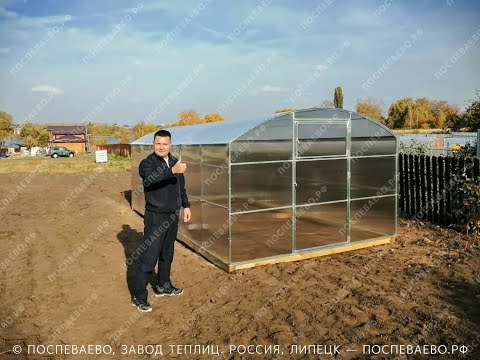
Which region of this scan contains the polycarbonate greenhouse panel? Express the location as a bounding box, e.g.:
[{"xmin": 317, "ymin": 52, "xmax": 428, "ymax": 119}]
[
  {"xmin": 133, "ymin": 117, "xmax": 264, "ymax": 145},
  {"xmin": 235, "ymin": 114, "xmax": 293, "ymax": 141},
  {"xmin": 296, "ymin": 122, "xmax": 346, "ymax": 139},
  {"xmin": 297, "ymin": 139, "xmax": 347, "ymax": 157},
  {"xmin": 202, "ymin": 144, "xmax": 228, "ymax": 167},
  {"xmin": 350, "ymin": 156, "xmax": 396, "ymax": 199},
  {"xmin": 231, "ymin": 162, "xmax": 292, "ymax": 212},
  {"xmin": 180, "ymin": 197, "xmax": 202, "ymax": 245},
  {"xmin": 350, "ymin": 117, "xmax": 397, "ymax": 156},
  {"xmin": 294, "ymin": 109, "xmax": 351, "ymax": 120},
  {"xmin": 202, "ymin": 164, "xmax": 228, "ymax": 207},
  {"xmin": 296, "ymin": 122, "xmax": 347, "ymax": 157},
  {"xmin": 231, "ymin": 140, "xmax": 292, "ymax": 163},
  {"xmin": 180, "ymin": 145, "xmax": 201, "ymax": 163},
  {"xmin": 131, "ymin": 145, "xmax": 151, "ymax": 215},
  {"xmin": 351, "ymin": 136, "xmax": 397, "ymax": 156},
  {"xmin": 131, "ymin": 145, "xmax": 142, "ymax": 205},
  {"xmin": 296, "ymin": 159, "xmax": 347, "ymax": 204},
  {"xmin": 231, "ymin": 208, "xmax": 292, "ymax": 263},
  {"xmin": 184, "ymin": 163, "xmax": 202, "ymax": 198},
  {"xmin": 350, "ymin": 117, "xmax": 393, "ymax": 138},
  {"xmin": 350, "ymin": 196, "xmax": 396, "ymax": 242},
  {"xmin": 295, "ymin": 202, "xmax": 347, "ymax": 250},
  {"xmin": 201, "ymin": 203, "xmax": 229, "ymax": 263},
  {"xmin": 232, "ymin": 114, "xmax": 293, "ymax": 163}
]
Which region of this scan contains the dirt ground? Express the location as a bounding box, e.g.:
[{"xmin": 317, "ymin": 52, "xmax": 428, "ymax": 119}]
[{"xmin": 1, "ymin": 172, "xmax": 479, "ymax": 360}]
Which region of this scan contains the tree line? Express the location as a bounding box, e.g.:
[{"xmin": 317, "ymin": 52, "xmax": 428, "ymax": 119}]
[
  {"xmin": 277, "ymin": 86, "xmax": 479, "ymax": 132},
  {"xmin": 133, "ymin": 111, "xmax": 225, "ymax": 138},
  {"xmin": 1, "ymin": 87, "xmax": 478, "ymax": 150},
  {"xmin": 0, "ymin": 110, "xmax": 225, "ymax": 148},
  {"xmin": 357, "ymin": 91, "xmax": 479, "ymax": 131}
]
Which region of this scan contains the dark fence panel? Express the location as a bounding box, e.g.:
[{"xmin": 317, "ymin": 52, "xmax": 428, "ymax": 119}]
[
  {"xmin": 0, "ymin": 148, "xmax": 21, "ymax": 154},
  {"xmin": 399, "ymin": 154, "xmax": 480, "ymax": 226},
  {"xmin": 96, "ymin": 144, "xmax": 131, "ymax": 157}
]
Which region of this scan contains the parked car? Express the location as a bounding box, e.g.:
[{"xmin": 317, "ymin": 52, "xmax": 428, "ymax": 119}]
[
  {"xmin": 48, "ymin": 146, "xmax": 75, "ymax": 158},
  {"xmin": 0, "ymin": 153, "xmax": 9, "ymax": 158}
]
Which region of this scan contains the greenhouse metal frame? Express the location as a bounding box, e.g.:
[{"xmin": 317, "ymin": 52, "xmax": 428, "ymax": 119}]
[{"xmin": 131, "ymin": 108, "xmax": 398, "ymax": 271}]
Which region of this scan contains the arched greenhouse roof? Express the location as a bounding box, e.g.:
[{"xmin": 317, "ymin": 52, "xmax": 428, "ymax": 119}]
[{"xmin": 131, "ymin": 108, "xmax": 396, "ymax": 145}]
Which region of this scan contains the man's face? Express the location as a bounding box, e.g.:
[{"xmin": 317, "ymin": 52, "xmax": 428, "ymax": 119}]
[{"xmin": 153, "ymin": 136, "xmax": 171, "ymax": 158}]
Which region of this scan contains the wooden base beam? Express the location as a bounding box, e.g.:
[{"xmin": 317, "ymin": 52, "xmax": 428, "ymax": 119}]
[{"xmin": 177, "ymin": 235, "xmax": 394, "ymax": 273}]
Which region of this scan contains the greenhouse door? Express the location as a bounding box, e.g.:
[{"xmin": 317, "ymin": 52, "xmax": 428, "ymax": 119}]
[{"xmin": 294, "ymin": 120, "xmax": 349, "ymax": 251}]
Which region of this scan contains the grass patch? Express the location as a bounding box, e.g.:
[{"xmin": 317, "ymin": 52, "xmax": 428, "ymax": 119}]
[{"xmin": 0, "ymin": 153, "xmax": 132, "ymax": 174}]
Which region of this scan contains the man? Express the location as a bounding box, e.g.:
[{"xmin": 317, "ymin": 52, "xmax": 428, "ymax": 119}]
[{"xmin": 132, "ymin": 129, "xmax": 191, "ymax": 312}]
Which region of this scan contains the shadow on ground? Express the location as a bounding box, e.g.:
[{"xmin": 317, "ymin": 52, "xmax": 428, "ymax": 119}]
[
  {"xmin": 121, "ymin": 189, "xmax": 132, "ymax": 207},
  {"xmin": 116, "ymin": 224, "xmax": 143, "ymax": 296}
]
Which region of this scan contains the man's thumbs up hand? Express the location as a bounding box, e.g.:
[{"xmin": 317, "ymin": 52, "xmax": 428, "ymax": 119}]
[{"xmin": 172, "ymin": 155, "xmax": 187, "ymax": 174}]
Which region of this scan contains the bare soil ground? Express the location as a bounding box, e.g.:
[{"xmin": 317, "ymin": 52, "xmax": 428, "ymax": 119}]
[{"xmin": 1, "ymin": 172, "xmax": 479, "ymax": 359}]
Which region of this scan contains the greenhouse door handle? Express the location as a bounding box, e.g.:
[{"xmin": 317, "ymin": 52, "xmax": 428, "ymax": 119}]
[{"xmin": 294, "ymin": 182, "xmax": 297, "ymax": 187}]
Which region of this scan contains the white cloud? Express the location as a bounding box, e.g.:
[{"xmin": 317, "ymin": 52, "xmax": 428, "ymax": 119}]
[
  {"xmin": 31, "ymin": 85, "xmax": 64, "ymax": 95},
  {"xmin": 0, "ymin": 5, "xmax": 72, "ymax": 29},
  {"xmin": 200, "ymin": 26, "xmax": 229, "ymax": 41},
  {"xmin": 260, "ymin": 84, "xmax": 288, "ymax": 93},
  {"xmin": 0, "ymin": 47, "xmax": 10, "ymax": 55},
  {"xmin": 18, "ymin": 14, "xmax": 73, "ymax": 27},
  {"xmin": 0, "ymin": 6, "xmax": 18, "ymax": 19},
  {"xmin": 339, "ymin": 10, "xmax": 384, "ymax": 28},
  {"xmin": 0, "ymin": 1, "xmax": 477, "ymax": 124},
  {"xmin": 133, "ymin": 59, "xmax": 159, "ymax": 70},
  {"xmin": 314, "ymin": 64, "xmax": 329, "ymax": 71},
  {"xmin": 140, "ymin": 1, "xmax": 201, "ymax": 15}
]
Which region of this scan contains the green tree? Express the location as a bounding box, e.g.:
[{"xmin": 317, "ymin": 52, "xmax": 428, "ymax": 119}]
[
  {"xmin": 174, "ymin": 110, "xmax": 202, "ymax": 126},
  {"xmin": 356, "ymin": 100, "xmax": 384, "ymax": 122},
  {"xmin": 386, "ymin": 98, "xmax": 415, "ymax": 129},
  {"xmin": 333, "ymin": 86, "xmax": 343, "ymax": 109},
  {"xmin": 463, "ymin": 90, "xmax": 480, "ymax": 131},
  {"xmin": 412, "ymin": 97, "xmax": 434, "ymax": 129},
  {"xmin": 446, "ymin": 114, "xmax": 468, "ymax": 132},
  {"xmin": 203, "ymin": 113, "xmax": 225, "ymax": 123},
  {"xmin": 19, "ymin": 122, "xmax": 49, "ymax": 148},
  {"xmin": 133, "ymin": 121, "xmax": 159, "ymax": 138},
  {"xmin": 0, "ymin": 110, "xmax": 14, "ymax": 139},
  {"xmin": 89, "ymin": 124, "xmax": 114, "ymax": 136},
  {"xmin": 431, "ymin": 100, "xmax": 459, "ymax": 129}
]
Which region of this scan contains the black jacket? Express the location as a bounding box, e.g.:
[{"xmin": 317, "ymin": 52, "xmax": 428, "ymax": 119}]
[{"xmin": 139, "ymin": 152, "xmax": 190, "ymax": 213}]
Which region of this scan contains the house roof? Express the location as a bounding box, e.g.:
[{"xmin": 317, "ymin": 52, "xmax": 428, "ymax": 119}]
[
  {"xmin": 1, "ymin": 139, "xmax": 26, "ymax": 148},
  {"xmin": 51, "ymin": 135, "xmax": 86, "ymax": 143},
  {"xmin": 47, "ymin": 125, "xmax": 87, "ymax": 135}
]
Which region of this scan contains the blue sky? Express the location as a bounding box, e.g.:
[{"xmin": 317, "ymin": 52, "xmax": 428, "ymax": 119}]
[{"xmin": 0, "ymin": 0, "xmax": 479, "ymax": 125}]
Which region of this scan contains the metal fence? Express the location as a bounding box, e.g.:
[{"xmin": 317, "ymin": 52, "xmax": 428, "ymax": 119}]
[
  {"xmin": 399, "ymin": 132, "xmax": 477, "ymax": 157},
  {"xmin": 399, "ymin": 153, "xmax": 480, "ymax": 225}
]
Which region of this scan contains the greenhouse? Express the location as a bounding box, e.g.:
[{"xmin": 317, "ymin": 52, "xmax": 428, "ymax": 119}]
[{"xmin": 131, "ymin": 108, "xmax": 398, "ymax": 271}]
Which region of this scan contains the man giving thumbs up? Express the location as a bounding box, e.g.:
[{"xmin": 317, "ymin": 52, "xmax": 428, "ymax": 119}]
[{"xmin": 132, "ymin": 129, "xmax": 191, "ymax": 312}]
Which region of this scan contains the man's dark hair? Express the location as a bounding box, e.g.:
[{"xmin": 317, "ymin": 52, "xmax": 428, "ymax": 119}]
[{"xmin": 154, "ymin": 129, "xmax": 171, "ymax": 139}]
